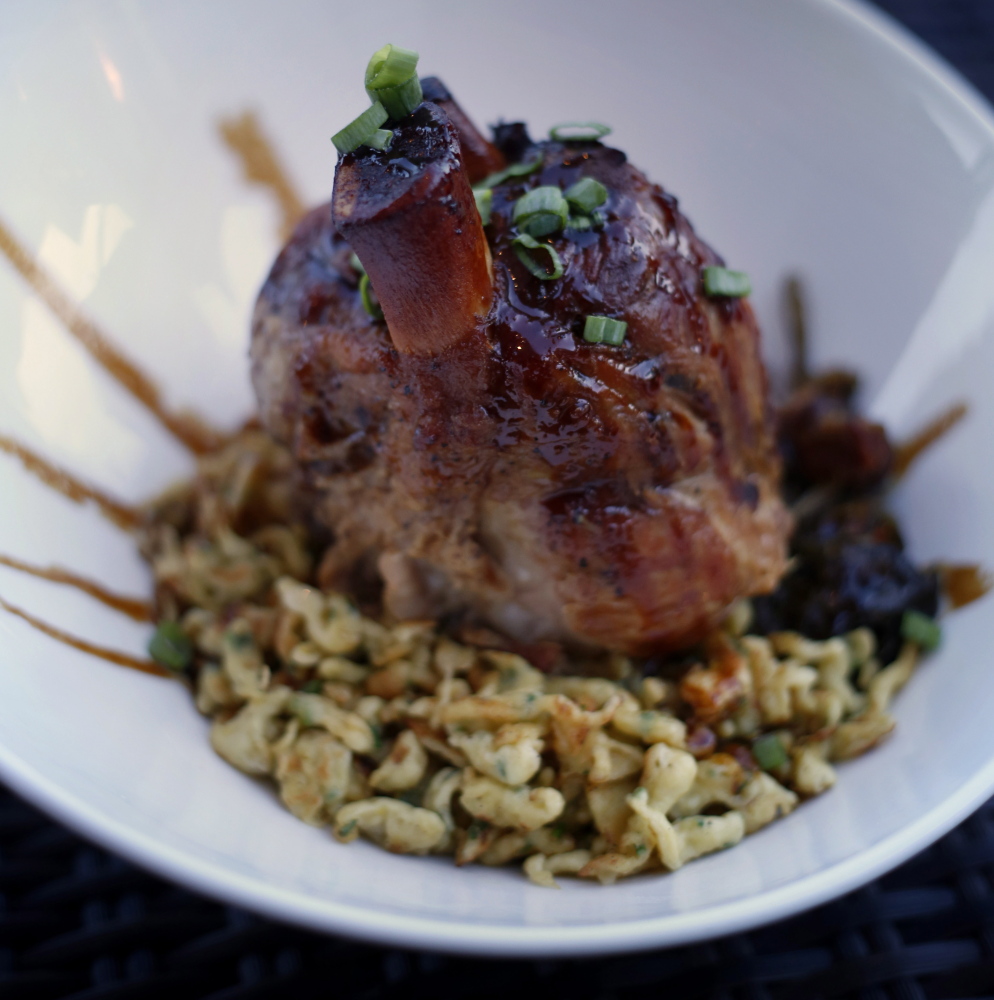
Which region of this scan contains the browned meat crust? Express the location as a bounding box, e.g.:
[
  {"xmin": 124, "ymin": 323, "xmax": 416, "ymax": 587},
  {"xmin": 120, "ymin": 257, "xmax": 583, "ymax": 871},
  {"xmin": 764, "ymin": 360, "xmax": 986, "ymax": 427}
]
[
  {"xmin": 251, "ymin": 105, "xmax": 791, "ymax": 654},
  {"xmin": 779, "ymin": 371, "xmax": 893, "ymax": 491}
]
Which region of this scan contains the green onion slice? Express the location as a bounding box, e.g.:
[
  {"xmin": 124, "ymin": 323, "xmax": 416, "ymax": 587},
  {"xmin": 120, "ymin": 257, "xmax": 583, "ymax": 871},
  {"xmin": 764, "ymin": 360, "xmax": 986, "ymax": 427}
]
[
  {"xmin": 365, "ymin": 44, "xmax": 419, "ymax": 88},
  {"xmin": 477, "ymin": 156, "xmax": 543, "ymax": 190},
  {"xmin": 513, "ymin": 185, "xmax": 569, "ymax": 238},
  {"xmin": 332, "ymin": 101, "xmax": 389, "ymax": 154},
  {"xmin": 702, "ymin": 266, "xmax": 752, "ymax": 298},
  {"xmin": 752, "ymin": 732, "xmax": 788, "ymax": 771},
  {"xmin": 364, "ymin": 44, "xmax": 423, "ymax": 119},
  {"xmin": 473, "ymin": 187, "xmax": 493, "ymax": 226},
  {"xmin": 349, "ymin": 252, "xmax": 366, "ymax": 275},
  {"xmin": 520, "ymin": 214, "xmax": 565, "ymax": 239},
  {"xmin": 565, "ymin": 177, "xmax": 608, "ymax": 214},
  {"xmin": 567, "ymin": 211, "xmax": 605, "ymax": 232},
  {"xmin": 901, "ymin": 609, "xmax": 942, "ymax": 651},
  {"xmin": 360, "ymin": 273, "xmax": 384, "ymax": 319},
  {"xmin": 513, "ymin": 234, "xmax": 564, "ymax": 281},
  {"xmin": 583, "ymin": 315, "xmax": 627, "ymax": 345},
  {"xmin": 371, "ymin": 75, "xmax": 423, "ymax": 121},
  {"xmin": 549, "ymin": 121, "xmax": 612, "ymax": 142},
  {"xmin": 364, "ymin": 128, "xmax": 394, "ymax": 151},
  {"xmin": 148, "ymin": 621, "xmax": 193, "ymax": 672}
]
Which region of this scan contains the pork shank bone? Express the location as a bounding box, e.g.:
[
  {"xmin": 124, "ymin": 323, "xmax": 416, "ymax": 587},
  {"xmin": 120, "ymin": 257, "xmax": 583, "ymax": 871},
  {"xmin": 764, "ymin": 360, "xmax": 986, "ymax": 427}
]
[{"xmin": 250, "ymin": 96, "xmax": 791, "ymax": 655}]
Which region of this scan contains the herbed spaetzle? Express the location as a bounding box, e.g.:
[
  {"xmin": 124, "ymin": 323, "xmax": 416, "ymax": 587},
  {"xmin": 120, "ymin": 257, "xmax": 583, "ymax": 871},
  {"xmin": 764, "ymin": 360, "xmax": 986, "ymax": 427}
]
[{"xmin": 140, "ymin": 430, "xmax": 923, "ymax": 887}]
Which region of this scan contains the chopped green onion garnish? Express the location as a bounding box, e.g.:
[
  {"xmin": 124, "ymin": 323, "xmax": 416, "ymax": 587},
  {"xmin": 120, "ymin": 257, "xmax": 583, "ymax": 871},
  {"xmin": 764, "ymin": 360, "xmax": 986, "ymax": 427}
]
[
  {"xmin": 513, "ymin": 185, "xmax": 569, "ymax": 238},
  {"xmin": 148, "ymin": 621, "xmax": 193, "ymax": 672},
  {"xmin": 301, "ymin": 678, "xmax": 324, "ymax": 694},
  {"xmin": 549, "ymin": 121, "xmax": 612, "ymax": 142},
  {"xmin": 365, "ymin": 44, "xmax": 419, "ymax": 88},
  {"xmin": 359, "ymin": 273, "xmax": 384, "ymax": 319},
  {"xmin": 349, "ymin": 252, "xmax": 365, "ymax": 275},
  {"xmin": 372, "ymin": 75, "xmax": 422, "ymax": 121},
  {"xmin": 473, "ymin": 187, "xmax": 493, "ymax": 226},
  {"xmin": 702, "ymin": 266, "xmax": 752, "ymax": 298},
  {"xmin": 520, "ymin": 212, "xmax": 566, "ymax": 238},
  {"xmin": 565, "ymin": 177, "xmax": 608, "ymax": 214},
  {"xmin": 752, "ymin": 733, "xmax": 788, "ymax": 771},
  {"xmin": 583, "ymin": 315, "xmax": 627, "ymax": 346},
  {"xmin": 332, "ymin": 101, "xmax": 389, "ymax": 154},
  {"xmin": 513, "ymin": 234, "xmax": 564, "ymax": 281},
  {"xmin": 364, "ymin": 44, "xmax": 423, "ymax": 119},
  {"xmin": 476, "ymin": 156, "xmax": 543, "ymax": 190},
  {"xmin": 364, "ymin": 128, "xmax": 394, "ymax": 151},
  {"xmin": 567, "ymin": 211, "xmax": 605, "ymax": 232},
  {"xmin": 901, "ymin": 610, "xmax": 942, "ymax": 651}
]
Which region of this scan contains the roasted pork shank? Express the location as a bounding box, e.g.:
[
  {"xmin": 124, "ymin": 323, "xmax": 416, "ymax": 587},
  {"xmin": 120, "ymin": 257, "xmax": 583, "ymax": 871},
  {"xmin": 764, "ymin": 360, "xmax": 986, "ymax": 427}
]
[{"xmin": 251, "ymin": 86, "xmax": 791, "ymax": 655}]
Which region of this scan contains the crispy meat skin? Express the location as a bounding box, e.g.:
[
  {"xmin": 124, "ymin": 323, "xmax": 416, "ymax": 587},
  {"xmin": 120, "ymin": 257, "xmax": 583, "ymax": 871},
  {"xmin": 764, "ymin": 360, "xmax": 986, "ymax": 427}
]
[{"xmin": 251, "ymin": 110, "xmax": 790, "ymax": 654}]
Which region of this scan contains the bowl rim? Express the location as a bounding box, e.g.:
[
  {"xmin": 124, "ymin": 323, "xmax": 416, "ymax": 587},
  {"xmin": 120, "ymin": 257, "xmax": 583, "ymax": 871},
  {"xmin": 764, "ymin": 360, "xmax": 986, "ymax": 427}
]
[
  {"xmin": 3, "ymin": 0, "xmax": 994, "ymax": 958},
  {"xmin": 6, "ymin": 743, "xmax": 994, "ymax": 956}
]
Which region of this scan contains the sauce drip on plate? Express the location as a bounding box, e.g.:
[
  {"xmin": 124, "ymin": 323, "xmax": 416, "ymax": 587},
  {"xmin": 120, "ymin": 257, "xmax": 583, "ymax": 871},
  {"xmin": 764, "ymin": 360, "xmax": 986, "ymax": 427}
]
[
  {"xmin": 0, "ymin": 216, "xmax": 223, "ymax": 455},
  {"xmin": 0, "ymin": 594, "xmax": 167, "ymax": 677},
  {"xmin": 218, "ymin": 111, "xmax": 306, "ymax": 241},
  {"xmin": 940, "ymin": 563, "xmax": 993, "ymax": 610},
  {"xmin": 0, "ymin": 554, "xmax": 152, "ymax": 621},
  {"xmin": 0, "ymin": 435, "xmax": 141, "ymax": 530},
  {"xmin": 893, "ymin": 402, "xmax": 968, "ymax": 478}
]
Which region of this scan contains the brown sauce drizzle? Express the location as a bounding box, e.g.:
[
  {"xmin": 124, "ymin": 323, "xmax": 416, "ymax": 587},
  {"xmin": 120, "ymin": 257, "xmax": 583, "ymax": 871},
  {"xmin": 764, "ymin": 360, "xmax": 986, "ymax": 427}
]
[
  {"xmin": 0, "ymin": 594, "xmax": 167, "ymax": 677},
  {"xmin": 0, "ymin": 434, "xmax": 141, "ymax": 531},
  {"xmin": 893, "ymin": 402, "xmax": 968, "ymax": 478},
  {"xmin": 939, "ymin": 563, "xmax": 993, "ymax": 610},
  {"xmin": 0, "ymin": 216, "xmax": 224, "ymax": 456},
  {"xmin": 785, "ymin": 276, "xmax": 809, "ymax": 389},
  {"xmin": 0, "ymin": 121, "xmax": 310, "ymax": 681},
  {"xmin": 0, "ymin": 554, "xmax": 152, "ymax": 621},
  {"xmin": 218, "ymin": 111, "xmax": 306, "ymax": 241}
]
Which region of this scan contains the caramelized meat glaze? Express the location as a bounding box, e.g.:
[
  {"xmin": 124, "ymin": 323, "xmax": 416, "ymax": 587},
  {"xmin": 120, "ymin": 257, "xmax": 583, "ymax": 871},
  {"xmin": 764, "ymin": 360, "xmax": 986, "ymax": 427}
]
[{"xmin": 251, "ymin": 86, "xmax": 791, "ymax": 655}]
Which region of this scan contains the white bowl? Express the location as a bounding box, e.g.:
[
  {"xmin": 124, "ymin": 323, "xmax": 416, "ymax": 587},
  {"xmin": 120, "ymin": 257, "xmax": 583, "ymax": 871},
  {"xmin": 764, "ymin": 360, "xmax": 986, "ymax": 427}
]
[{"xmin": 2, "ymin": 0, "xmax": 994, "ymax": 957}]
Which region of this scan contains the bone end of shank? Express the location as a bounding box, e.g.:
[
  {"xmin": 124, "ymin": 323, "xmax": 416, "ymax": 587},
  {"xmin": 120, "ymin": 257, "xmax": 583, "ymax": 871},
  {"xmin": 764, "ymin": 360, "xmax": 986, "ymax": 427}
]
[{"xmin": 332, "ymin": 103, "xmax": 493, "ymax": 356}]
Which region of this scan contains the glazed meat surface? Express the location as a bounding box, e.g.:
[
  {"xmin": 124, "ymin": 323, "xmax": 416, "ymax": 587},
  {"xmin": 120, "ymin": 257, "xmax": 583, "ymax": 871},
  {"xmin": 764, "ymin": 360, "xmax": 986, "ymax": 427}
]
[{"xmin": 251, "ymin": 96, "xmax": 791, "ymax": 654}]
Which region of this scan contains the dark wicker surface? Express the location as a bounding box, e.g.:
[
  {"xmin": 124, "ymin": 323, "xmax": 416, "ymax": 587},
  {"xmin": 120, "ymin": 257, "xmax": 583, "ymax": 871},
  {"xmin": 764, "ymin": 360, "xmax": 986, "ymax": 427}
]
[
  {"xmin": 4, "ymin": 2, "xmax": 994, "ymax": 997},
  {"xmin": 3, "ymin": 786, "xmax": 994, "ymax": 999}
]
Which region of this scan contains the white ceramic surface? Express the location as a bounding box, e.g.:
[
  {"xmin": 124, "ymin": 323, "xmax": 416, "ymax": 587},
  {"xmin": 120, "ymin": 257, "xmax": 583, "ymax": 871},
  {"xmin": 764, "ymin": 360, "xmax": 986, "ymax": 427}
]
[{"xmin": 1, "ymin": 0, "xmax": 994, "ymax": 957}]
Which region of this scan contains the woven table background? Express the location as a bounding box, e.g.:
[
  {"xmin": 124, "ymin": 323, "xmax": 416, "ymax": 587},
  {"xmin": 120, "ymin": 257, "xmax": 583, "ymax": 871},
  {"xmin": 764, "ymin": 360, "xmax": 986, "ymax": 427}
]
[{"xmin": 4, "ymin": 2, "xmax": 994, "ymax": 997}]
